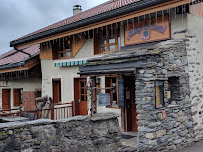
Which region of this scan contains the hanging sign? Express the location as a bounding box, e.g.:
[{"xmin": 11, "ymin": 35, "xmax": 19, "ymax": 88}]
[
  {"xmin": 124, "ymin": 15, "xmax": 170, "ymax": 46},
  {"xmin": 162, "ymin": 110, "xmax": 166, "ymax": 119},
  {"xmin": 98, "ymin": 93, "xmax": 111, "ymax": 106},
  {"xmin": 118, "ymin": 78, "xmax": 125, "ymax": 108}
]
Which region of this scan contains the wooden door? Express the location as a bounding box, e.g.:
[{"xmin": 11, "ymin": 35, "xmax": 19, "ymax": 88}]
[
  {"xmin": 74, "ymin": 78, "xmax": 88, "ymax": 116},
  {"xmin": 2, "ymin": 89, "xmax": 11, "ymax": 109},
  {"xmin": 124, "ymin": 76, "xmax": 138, "ymax": 132},
  {"xmin": 53, "ymin": 79, "xmax": 61, "ymax": 103}
]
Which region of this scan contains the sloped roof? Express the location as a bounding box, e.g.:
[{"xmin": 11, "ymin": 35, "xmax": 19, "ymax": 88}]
[
  {"xmin": 0, "ymin": 49, "xmax": 16, "ymax": 60},
  {"xmin": 13, "ymin": 0, "xmax": 140, "ymax": 41},
  {"xmin": 0, "ymin": 44, "xmax": 40, "ymax": 67}
]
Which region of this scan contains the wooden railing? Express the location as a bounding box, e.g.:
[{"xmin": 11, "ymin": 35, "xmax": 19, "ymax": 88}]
[
  {"xmin": 20, "ymin": 101, "xmax": 74, "ymax": 120},
  {"xmin": 51, "ymin": 102, "xmax": 74, "ymax": 120},
  {"xmin": 0, "ymin": 101, "xmax": 74, "ymax": 121}
]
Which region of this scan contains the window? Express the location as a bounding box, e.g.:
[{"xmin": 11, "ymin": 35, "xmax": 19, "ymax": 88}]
[
  {"xmin": 13, "ymin": 89, "xmax": 23, "ymax": 106},
  {"xmin": 80, "ymin": 80, "xmax": 87, "ymax": 102},
  {"xmin": 155, "ymin": 81, "xmax": 165, "ymax": 108},
  {"xmin": 105, "ymin": 77, "xmax": 118, "ymax": 108},
  {"xmin": 35, "ymin": 88, "xmax": 42, "ymax": 98},
  {"xmin": 94, "ymin": 26, "xmax": 120, "ymax": 54},
  {"xmin": 168, "ymin": 77, "xmax": 180, "ymax": 104},
  {"xmin": 52, "ymin": 38, "xmax": 72, "ymax": 59}
]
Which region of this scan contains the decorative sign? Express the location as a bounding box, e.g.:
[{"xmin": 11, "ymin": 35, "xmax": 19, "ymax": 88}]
[
  {"xmin": 124, "ymin": 16, "xmax": 170, "ymax": 45},
  {"xmin": 118, "ymin": 78, "xmax": 125, "ymax": 108},
  {"xmin": 98, "ymin": 93, "xmax": 111, "ymax": 106},
  {"xmin": 162, "ymin": 110, "xmax": 166, "ymax": 119},
  {"xmin": 0, "ymin": 81, "xmax": 9, "ymax": 87}
]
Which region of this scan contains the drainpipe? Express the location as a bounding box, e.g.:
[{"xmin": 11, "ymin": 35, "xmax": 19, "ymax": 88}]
[{"xmin": 14, "ymin": 46, "xmax": 32, "ymax": 57}]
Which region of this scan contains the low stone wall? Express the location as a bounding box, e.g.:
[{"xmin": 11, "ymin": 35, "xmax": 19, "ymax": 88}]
[{"xmin": 0, "ymin": 113, "xmax": 122, "ymax": 152}]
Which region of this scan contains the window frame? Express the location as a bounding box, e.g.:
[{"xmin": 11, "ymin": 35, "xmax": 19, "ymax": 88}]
[
  {"xmin": 105, "ymin": 76, "xmax": 119, "ymax": 108},
  {"xmin": 155, "ymin": 81, "xmax": 165, "ymax": 109},
  {"xmin": 52, "ymin": 38, "xmax": 73, "ymax": 59},
  {"xmin": 94, "ymin": 25, "xmax": 120, "ymax": 54},
  {"xmin": 58, "ymin": 38, "xmax": 72, "ymax": 59}
]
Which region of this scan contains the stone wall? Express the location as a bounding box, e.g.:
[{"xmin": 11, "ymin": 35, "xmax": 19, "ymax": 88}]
[
  {"xmin": 186, "ymin": 35, "xmax": 203, "ymax": 141},
  {"xmin": 0, "ymin": 113, "xmax": 122, "ymax": 152},
  {"xmin": 135, "ymin": 39, "xmax": 194, "ymax": 151}
]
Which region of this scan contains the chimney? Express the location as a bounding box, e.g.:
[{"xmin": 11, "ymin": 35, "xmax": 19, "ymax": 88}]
[{"xmin": 73, "ymin": 5, "xmax": 82, "ymax": 16}]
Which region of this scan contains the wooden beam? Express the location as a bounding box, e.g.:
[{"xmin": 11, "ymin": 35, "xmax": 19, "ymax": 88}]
[{"xmin": 16, "ymin": 0, "xmax": 190, "ymax": 49}]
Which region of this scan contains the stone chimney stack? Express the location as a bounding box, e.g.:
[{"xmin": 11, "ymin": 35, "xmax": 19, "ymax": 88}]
[{"xmin": 73, "ymin": 5, "xmax": 82, "ymax": 16}]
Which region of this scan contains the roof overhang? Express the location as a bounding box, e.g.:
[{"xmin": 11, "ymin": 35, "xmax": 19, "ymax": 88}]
[
  {"xmin": 10, "ymin": 0, "xmax": 191, "ymax": 49},
  {"xmin": 0, "ymin": 56, "xmax": 40, "ymax": 74}
]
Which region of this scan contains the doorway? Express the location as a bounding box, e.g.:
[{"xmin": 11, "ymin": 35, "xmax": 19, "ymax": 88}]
[
  {"xmin": 52, "ymin": 79, "xmax": 61, "ymax": 103},
  {"xmin": 74, "ymin": 78, "xmax": 88, "ymax": 116},
  {"xmin": 2, "ymin": 89, "xmax": 11, "ymax": 109},
  {"xmin": 13, "ymin": 89, "xmax": 23, "ymax": 106},
  {"xmin": 124, "ymin": 76, "xmax": 138, "ymax": 132}
]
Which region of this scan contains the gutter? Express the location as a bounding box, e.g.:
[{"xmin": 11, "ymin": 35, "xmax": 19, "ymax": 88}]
[
  {"xmin": 14, "ymin": 47, "xmax": 32, "ymax": 57},
  {"xmin": 0, "ymin": 61, "xmax": 25, "ymax": 70},
  {"xmin": 10, "ymin": 0, "xmax": 172, "ymax": 47}
]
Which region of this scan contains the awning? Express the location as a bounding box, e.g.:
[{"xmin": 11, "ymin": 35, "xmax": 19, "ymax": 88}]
[
  {"xmin": 54, "ymin": 56, "xmax": 103, "ymax": 67},
  {"xmin": 55, "ymin": 60, "xmax": 87, "ymax": 67}
]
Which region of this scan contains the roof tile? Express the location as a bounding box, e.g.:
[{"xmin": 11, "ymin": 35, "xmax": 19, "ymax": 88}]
[
  {"xmin": 16, "ymin": 0, "xmax": 140, "ymax": 41},
  {"xmin": 0, "ymin": 44, "xmax": 40, "ymax": 66}
]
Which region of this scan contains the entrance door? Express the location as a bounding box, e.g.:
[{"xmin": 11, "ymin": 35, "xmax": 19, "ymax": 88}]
[
  {"xmin": 52, "ymin": 79, "xmax": 61, "ymax": 103},
  {"xmin": 74, "ymin": 78, "xmax": 88, "ymax": 116},
  {"xmin": 2, "ymin": 89, "xmax": 11, "ymax": 109},
  {"xmin": 124, "ymin": 76, "xmax": 138, "ymax": 132}
]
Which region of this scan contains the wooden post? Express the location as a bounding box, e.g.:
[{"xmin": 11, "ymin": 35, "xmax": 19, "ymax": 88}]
[
  {"xmin": 19, "ymin": 107, "xmax": 22, "ymax": 117},
  {"xmin": 36, "ymin": 110, "xmax": 39, "ymax": 119},
  {"xmin": 91, "ymin": 76, "xmax": 97, "ymax": 115},
  {"xmin": 71, "ymin": 101, "xmax": 75, "ymax": 117}
]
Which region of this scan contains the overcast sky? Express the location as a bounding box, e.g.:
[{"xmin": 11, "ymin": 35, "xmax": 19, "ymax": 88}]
[{"xmin": 0, "ymin": 0, "xmax": 108, "ymax": 54}]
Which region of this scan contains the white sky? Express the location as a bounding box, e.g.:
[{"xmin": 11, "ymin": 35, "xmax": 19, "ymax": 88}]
[{"xmin": 0, "ymin": 0, "xmax": 108, "ymax": 54}]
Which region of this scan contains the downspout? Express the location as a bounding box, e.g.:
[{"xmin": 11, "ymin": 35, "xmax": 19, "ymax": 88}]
[{"xmin": 14, "ymin": 46, "xmax": 32, "ymax": 57}]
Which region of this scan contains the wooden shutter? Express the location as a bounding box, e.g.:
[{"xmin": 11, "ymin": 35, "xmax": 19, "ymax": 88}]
[{"xmin": 13, "ymin": 89, "xmax": 21, "ymax": 106}]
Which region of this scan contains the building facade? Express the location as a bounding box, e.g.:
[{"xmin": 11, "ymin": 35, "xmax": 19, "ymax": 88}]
[
  {"xmin": 0, "ymin": 45, "xmax": 42, "ymax": 111},
  {"xmin": 9, "ymin": 0, "xmax": 203, "ymax": 151}
]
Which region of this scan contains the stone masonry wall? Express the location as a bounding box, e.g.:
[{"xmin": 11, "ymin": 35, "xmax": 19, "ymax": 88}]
[
  {"xmin": 135, "ymin": 39, "xmax": 194, "ymax": 151},
  {"xmin": 186, "ymin": 35, "xmax": 203, "ymax": 141},
  {"xmin": 0, "ymin": 113, "xmax": 122, "ymax": 152}
]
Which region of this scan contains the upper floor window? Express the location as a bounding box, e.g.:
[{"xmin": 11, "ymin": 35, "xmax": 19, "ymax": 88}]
[
  {"xmin": 58, "ymin": 39, "xmax": 72, "ymax": 58},
  {"xmin": 52, "ymin": 38, "xmax": 72, "ymax": 59},
  {"xmin": 94, "ymin": 26, "xmax": 120, "ymax": 54}
]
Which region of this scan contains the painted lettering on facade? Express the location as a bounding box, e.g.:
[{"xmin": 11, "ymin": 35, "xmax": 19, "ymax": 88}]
[
  {"xmin": 124, "ymin": 16, "xmax": 170, "ymax": 45},
  {"xmin": 127, "ymin": 21, "xmax": 168, "ymax": 41}
]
